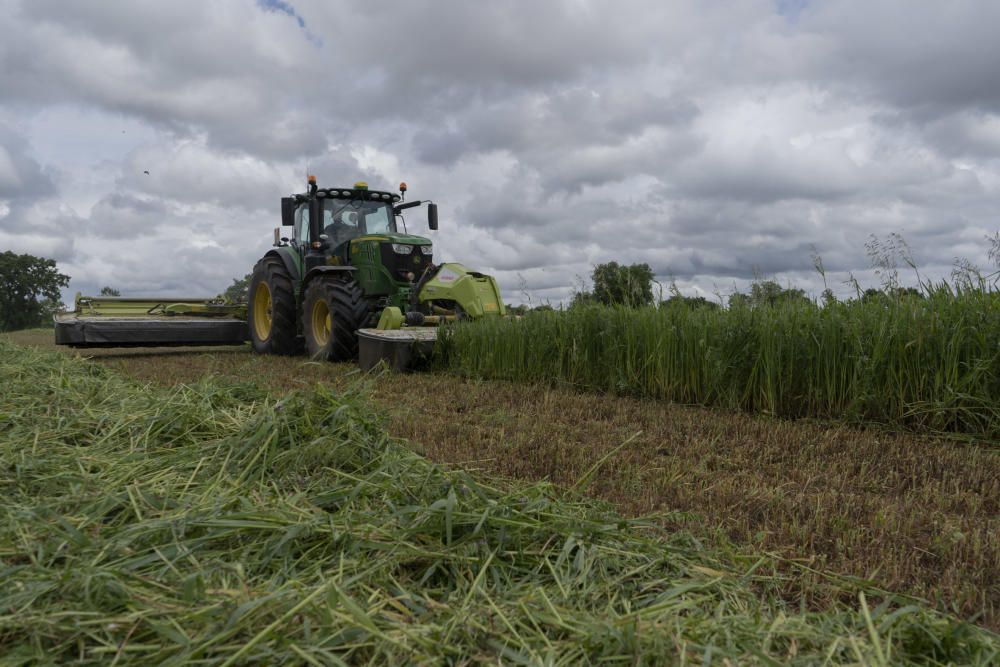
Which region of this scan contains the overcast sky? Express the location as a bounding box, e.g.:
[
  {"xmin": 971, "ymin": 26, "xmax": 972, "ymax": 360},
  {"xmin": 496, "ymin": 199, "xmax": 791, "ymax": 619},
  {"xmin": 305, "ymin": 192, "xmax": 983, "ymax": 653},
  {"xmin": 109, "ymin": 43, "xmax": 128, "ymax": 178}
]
[{"xmin": 1, "ymin": 0, "xmax": 999, "ymax": 305}]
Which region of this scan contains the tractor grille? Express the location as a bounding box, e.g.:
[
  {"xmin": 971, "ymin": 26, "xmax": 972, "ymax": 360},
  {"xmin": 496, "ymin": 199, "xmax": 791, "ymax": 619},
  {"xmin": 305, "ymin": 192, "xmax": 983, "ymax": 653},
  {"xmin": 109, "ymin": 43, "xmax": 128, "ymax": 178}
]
[{"xmin": 380, "ymin": 243, "xmax": 433, "ymax": 282}]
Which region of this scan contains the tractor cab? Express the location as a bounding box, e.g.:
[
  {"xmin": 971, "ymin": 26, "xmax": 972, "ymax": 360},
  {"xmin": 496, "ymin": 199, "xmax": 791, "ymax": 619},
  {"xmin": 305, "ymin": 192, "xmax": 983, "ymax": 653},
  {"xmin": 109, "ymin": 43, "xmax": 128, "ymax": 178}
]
[
  {"xmin": 291, "ymin": 188, "xmax": 397, "ymax": 254},
  {"xmin": 282, "ymin": 180, "xmax": 440, "ymax": 286},
  {"xmin": 320, "ymin": 201, "xmax": 394, "ymax": 249}
]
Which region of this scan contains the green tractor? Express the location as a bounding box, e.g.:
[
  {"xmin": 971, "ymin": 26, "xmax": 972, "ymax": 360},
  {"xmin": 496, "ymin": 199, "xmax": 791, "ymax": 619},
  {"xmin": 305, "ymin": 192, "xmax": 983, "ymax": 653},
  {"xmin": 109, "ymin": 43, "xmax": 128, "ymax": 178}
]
[
  {"xmin": 248, "ymin": 178, "xmax": 504, "ymax": 361},
  {"xmin": 54, "ymin": 179, "xmax": 505, "ymax": 369}
]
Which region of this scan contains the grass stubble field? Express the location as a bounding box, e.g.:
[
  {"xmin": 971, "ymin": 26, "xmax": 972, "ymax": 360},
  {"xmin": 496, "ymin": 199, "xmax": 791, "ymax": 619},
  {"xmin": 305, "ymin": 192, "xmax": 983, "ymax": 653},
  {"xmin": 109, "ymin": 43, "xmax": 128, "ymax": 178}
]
[{"xmin": 2, "ymin": 322, "xmax": 999, "ymax": 663}]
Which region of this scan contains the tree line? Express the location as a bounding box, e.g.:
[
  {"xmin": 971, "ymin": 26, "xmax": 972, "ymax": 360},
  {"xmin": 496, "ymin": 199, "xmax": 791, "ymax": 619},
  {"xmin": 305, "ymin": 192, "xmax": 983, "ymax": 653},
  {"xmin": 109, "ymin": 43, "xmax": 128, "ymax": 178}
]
[{"xmin": 2, "ymin": 243, "xmax": 987, "ymax": 333}]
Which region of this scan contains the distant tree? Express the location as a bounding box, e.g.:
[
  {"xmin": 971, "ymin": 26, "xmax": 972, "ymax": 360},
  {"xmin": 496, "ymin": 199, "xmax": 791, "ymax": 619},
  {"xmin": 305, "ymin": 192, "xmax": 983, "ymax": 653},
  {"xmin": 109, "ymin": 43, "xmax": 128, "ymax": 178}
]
[
  {"xmin": 662, "ymin": 294, "xmax": 719, "ymax": 309},
  {"xmin": 861, "ymin": 286, "xmax": 923, "ymax": 305},
  {"xmin": 591, "ymin": 262, "xmax": 655, "ymax": 307},
  {"xmin": 531, "ymin": 304, "xmax": 554, "ymax": 312},
  {"xmin": 730, "ymin": 280, "xmax": 810, "ymax": 309},
  {"xmin": 99, "ymin": 286, "xmax": 121, "ymax": 296},
  {"xmin": 220, "ymin": 273, "xmax": 253, "ymax": 304},
  {"xmin": 860, "ymin": 288, "xmax": 884, "ymax": 304},
  {"xmin": 37, "ymin": 297, "xmax": 64, "ymax": 323},
  {"xmin": 890, "ymin": 286, "xmax": 923, "ymax": 300},
  {"xmin": 0, "ymin": 251, "xmax": 70, "ymax": 332},
  {"xmin": 506, "ymin": 303, "xmax": 530, "ymax": 316},
  {"xmin": 660, "ymin": 279, "xmax": 720, "ymax": 310},
  {"xmin": 750, "ymin": 280, "xmax": 808, "ymax": 306}
]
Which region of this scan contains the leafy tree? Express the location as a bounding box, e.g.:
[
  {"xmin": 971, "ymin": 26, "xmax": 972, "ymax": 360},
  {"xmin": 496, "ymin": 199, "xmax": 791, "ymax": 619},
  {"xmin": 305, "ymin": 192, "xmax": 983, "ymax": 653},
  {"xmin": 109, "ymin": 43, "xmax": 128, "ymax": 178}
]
[
  {"xmin": 99, "ymin": 286, "xmax": 121, "ymax": 296},
  {"xmin": 860, "ymin": 288, "xmax": 884, "ymax": 304},
  {"xmin": 37, "ymin": 297, "xmax": 64, "ymax": 323},
  {"xmin": 890, "ymin": 286, "xmax": 923, "ymax": 300},
  {"xmin": 861, "ymin": 286, "xmax": 923, "ymax": 305},
  {"xmin": 220, "ymin": 273, "xmax": 252, "ymax": 304},
  {"xmin": 0, "ymin": 251, "xmax": 70, "ymax": 332},
  {"xmin": 730, "ymin": 280, "xmax": 810, "ymax": 309},
  {"xmin": 505, "ymin": 303, "xmax": 530, "ymax": 316},
  {"xmin": 591, "ymin": 262, "xmax": 655, "ymax": 307},
  {"xmin": 569, "ymin": 291, "xmax": 596, "ymax": 309},
  {"xmin": 750, "ymin": 280, "xmax": 808, "ymax": 307},
  {"xmin": 662, "ymin": 295, "xmax": 719, "ymax": 309}
]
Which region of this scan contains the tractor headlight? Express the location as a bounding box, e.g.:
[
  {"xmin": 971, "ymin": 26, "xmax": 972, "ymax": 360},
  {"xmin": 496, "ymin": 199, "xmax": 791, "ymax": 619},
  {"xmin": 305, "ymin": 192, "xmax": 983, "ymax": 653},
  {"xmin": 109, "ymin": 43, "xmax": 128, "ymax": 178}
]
[
  {"xmin": 392, "ymin": 243, "xmax": 413, "ymax": 254},
  {"xmin": 420, "ymin": 244, "xmax": 433, "ymax": 255}
]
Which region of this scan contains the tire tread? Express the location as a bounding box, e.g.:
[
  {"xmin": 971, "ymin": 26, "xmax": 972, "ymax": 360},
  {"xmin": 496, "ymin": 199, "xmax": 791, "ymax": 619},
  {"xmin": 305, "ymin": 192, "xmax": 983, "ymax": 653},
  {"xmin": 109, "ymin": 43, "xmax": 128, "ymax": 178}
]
[
  {"xmin": 248, "ymin": 256, "xmax": 298, "ymax": 355},
  {"xmin": 302, "ymin": 276, "xmax": 368, "ymax": 361}
]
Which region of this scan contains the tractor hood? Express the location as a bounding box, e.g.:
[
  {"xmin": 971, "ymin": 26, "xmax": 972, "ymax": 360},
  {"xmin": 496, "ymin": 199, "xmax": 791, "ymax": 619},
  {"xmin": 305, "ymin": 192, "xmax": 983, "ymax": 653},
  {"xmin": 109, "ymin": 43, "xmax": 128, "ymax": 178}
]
[{"xmin": 354, "ymin": 232, "xmax": 431, "ymax": 245}]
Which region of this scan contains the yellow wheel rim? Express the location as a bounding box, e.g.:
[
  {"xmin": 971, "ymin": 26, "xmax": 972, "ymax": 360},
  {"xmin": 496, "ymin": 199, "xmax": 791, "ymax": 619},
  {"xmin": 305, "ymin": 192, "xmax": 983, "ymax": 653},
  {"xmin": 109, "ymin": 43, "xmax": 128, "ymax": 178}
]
[
  {"xmin": 311, "ymin": 299, "xmax": 331, "ymax": 346},
  {"xmin": 253, "ymin": 282, "xmax": 272, "ymax": 341}
]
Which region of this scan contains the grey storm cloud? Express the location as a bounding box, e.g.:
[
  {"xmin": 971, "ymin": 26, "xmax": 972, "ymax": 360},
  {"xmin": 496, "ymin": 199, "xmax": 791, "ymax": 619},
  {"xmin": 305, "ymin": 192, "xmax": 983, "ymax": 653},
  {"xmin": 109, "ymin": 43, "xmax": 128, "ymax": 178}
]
[
  {"xmin": 0, "ymin": 121, "xmax": 53, "ymax": 201},
  {"xmin": 0, "ymin": 0, "xmax": 998, "ymax": 304},
  {"xmin": 796, "ymin": 2, "xmax": 1000, "ymax": 118},
  {"xmin": 87, "ymin": 193, "xmax": 171, "ymax": 239}
]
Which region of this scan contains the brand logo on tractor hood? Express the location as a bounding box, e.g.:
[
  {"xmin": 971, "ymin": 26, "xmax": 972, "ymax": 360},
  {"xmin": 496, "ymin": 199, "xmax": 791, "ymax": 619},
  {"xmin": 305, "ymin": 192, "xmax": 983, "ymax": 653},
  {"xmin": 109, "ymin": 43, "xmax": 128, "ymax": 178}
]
[{"xmin": 436, "ymin": 267, "xmax": 459, "ymax": 283}]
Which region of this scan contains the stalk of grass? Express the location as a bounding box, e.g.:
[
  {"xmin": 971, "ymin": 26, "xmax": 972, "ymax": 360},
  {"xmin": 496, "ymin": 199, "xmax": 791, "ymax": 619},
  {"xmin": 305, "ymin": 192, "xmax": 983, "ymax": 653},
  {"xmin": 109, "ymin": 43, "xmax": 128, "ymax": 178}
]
[{"xmin": 1, "ymin": 340, "xmax": 998, "ymax": 664}]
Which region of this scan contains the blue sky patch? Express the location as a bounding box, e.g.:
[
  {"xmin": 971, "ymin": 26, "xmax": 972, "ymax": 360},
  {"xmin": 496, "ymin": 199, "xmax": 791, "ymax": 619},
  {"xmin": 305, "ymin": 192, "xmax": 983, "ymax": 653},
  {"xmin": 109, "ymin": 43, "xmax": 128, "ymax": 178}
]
[
  {"xmin": 257, "ymin": 0, "xmax": 306, "ymax": 29},
  {"xmin": 775, "ymin": 0, "xmax": 810, "ymax": 22},
  {"xmin": 256, "ymin": 0, "xmax": 322, "ymax": 46}
]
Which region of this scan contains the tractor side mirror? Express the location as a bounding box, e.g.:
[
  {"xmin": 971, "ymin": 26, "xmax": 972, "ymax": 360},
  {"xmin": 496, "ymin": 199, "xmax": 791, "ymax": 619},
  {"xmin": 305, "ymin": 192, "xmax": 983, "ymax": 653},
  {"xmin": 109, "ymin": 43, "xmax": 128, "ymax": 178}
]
[
  {"xmin": 281, "ymin": 197, "xmax": 295, "ymax": 227},
  {"xmin": 428, "ymin": 203, "xmax": 438, "ymax": 231}
]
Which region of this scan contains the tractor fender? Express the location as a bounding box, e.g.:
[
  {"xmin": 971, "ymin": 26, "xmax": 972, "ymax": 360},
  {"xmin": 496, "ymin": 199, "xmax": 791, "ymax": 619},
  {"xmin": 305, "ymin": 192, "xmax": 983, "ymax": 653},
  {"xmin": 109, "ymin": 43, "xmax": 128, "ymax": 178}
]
[
  {"xmin": 264, "ymin": 248, "xmax": 301, "ymax": 283},
  {"xmin": 303, "ymin": 265, "xmax": 357, "ymax": 286}
]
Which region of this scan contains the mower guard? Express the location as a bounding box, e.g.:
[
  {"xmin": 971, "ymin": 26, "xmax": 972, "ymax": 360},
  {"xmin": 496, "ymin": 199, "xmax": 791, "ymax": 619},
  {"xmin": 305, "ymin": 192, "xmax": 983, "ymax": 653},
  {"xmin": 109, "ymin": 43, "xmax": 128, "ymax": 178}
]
[{"xmin": 54, "ymin": 295, "xmax": 248, "ymax": 348}]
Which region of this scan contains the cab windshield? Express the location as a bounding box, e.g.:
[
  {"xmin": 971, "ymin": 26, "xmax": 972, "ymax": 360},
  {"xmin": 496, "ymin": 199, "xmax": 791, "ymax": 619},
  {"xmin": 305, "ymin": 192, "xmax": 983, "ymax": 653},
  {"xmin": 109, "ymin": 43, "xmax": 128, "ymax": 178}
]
[{"xmin": 321, "ymin": 198, "xmax": 396, "ymax": 247}]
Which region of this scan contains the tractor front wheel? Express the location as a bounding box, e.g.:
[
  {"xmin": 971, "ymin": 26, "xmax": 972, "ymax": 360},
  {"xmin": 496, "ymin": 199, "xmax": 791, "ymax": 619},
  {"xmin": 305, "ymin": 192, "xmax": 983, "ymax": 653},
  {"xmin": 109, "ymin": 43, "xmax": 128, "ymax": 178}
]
[
  {"xmin": 302, "ymin": 276, "xmax": 367, "ymax": 361},
  {"xmin": 248, "ymin": 256, "xmax": 298, "ymax": 355}
]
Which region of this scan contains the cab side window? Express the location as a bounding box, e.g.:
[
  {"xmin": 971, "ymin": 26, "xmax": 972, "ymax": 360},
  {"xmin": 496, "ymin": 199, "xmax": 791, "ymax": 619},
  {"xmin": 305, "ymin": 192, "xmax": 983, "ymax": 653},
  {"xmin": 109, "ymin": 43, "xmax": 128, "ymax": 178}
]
[{"xmin": 296, "ymin": 205, "xmax": 310, "ymax": 245}]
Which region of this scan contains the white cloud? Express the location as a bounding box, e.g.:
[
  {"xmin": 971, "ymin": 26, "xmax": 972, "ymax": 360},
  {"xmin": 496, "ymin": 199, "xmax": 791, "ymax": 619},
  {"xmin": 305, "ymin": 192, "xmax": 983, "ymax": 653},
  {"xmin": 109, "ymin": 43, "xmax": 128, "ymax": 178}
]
[{"xmin": 0, "ymin": 0, "xmax": 998, "ymax": 306}]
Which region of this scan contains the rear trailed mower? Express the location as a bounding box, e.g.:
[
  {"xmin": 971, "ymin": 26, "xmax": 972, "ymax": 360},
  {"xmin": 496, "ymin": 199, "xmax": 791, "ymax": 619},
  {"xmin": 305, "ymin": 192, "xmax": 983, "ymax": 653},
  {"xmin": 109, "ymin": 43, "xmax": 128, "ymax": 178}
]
[{"xmin": 55, "ymin": 180, "xmax": 505, "ymax": 370}]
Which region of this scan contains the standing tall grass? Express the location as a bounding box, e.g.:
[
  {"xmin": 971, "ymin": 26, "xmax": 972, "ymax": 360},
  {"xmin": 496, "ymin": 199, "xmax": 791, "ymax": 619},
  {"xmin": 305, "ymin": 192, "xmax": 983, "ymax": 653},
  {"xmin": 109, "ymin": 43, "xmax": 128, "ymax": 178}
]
[{"xmin": 439, "ymin": 283, "xmax": 1000, "ymax": 438}]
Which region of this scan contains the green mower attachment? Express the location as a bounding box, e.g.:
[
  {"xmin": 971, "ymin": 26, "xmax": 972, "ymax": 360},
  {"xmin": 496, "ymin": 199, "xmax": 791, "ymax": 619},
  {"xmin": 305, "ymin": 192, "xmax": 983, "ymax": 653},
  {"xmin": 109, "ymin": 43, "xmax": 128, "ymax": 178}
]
[
  {"xmin": 54, "ymin": 294, "xmax": 248, "ymax": 348},
  {"xmin": 356, "ymin": 262, "xmax": 506, "ymax": 371}
]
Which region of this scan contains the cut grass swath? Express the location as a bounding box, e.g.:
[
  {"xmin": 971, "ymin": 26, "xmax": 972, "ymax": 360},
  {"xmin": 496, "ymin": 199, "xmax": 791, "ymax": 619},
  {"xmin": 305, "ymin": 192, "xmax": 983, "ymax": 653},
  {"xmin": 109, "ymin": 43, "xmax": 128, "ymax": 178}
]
[{"xmin": 1, "ymin": 340, "xmax": 998, "ymax": 664}]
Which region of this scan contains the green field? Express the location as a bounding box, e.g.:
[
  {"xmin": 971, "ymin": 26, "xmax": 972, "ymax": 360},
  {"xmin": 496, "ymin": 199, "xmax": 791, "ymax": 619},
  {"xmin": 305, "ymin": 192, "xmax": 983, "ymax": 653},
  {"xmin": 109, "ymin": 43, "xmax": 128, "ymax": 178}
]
[{"xmin": 2, "ymin": 329, "xmax": 999, "ymax": 663}]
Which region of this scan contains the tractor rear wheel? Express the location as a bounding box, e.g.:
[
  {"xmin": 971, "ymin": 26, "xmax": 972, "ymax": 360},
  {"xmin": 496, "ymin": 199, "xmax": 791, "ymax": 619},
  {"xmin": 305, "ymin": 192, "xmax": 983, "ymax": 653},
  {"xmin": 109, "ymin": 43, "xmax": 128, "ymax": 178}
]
[
  {"xmin": 248, "ymin": 256, "xmax": 298, "ymax": 355},
  {"xmin": 302, "ymin": 276, "xmax": 368, "ymax": 361}
]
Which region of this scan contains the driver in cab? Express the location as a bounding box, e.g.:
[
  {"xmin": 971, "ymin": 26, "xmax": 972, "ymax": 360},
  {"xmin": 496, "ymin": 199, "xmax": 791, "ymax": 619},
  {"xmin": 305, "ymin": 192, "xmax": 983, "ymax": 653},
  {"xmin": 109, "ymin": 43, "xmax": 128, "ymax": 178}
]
[{"xmin": 324, "ymin": 210, "xmax": 360, "ymax": 249}]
